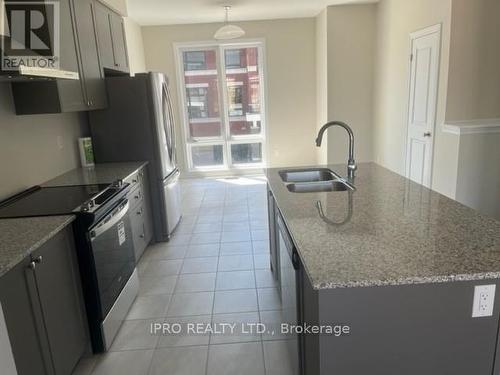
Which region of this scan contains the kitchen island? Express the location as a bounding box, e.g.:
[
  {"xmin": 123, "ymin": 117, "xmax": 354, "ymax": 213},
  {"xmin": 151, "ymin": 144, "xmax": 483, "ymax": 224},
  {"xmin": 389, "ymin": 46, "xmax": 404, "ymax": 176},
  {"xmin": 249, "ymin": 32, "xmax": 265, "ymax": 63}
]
[{"xmin": 266, "ymin": 162, "xmax": 500, "ymax": 375}]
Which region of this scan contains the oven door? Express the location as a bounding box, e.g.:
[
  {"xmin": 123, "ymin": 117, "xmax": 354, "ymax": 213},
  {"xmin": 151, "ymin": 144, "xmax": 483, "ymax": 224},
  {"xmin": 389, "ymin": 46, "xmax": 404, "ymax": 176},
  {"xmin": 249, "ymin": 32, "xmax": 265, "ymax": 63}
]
[{"xmin": 89, "ymin": 199, "xmax": 135, "ymax": 318}]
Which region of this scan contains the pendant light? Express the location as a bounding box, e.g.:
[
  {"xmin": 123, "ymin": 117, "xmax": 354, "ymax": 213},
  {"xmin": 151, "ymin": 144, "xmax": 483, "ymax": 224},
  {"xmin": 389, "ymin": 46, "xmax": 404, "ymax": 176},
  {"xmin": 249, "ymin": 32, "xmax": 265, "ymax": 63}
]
[{"xmin": 214, "ymin": 6, "xmax": 245, "ymax": 40}]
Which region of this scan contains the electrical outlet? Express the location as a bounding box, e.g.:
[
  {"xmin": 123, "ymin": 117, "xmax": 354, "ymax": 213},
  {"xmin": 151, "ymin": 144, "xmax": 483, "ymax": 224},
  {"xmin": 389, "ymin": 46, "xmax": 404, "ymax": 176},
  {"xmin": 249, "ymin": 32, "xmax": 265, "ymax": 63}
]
[{"xmin": 472, "ymin": 285, "xmax": 496, "ymax": 318}]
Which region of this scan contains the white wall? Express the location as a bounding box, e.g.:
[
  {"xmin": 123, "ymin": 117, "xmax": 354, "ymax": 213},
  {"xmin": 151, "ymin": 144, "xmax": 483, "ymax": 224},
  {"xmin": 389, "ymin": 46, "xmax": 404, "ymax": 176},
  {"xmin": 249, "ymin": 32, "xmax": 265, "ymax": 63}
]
[
  {"xmin": 315, "ymin": 9, "xmax": 328, "ymax": 164},
  {"xmin": 0, "ymin": 85, "xmax": 88, "ymax": 200},
  {"xmin": 124, "ymin": 18, "xmax": 147, "ymax": 74},
  {"xmin": 141, "ymin": 18, "xmax": 318, "ymax": 172},
  {"xmin": 455, "ymin": 132, "xmax": 500, "ymax": 220},
  {"xmin": 446, "ymin": 0, "xmax": 500, "ymax": 121},
  {"xmin": 373, "ymin": 0, "xmax": 458, "ymax": 198},
  {"xmin": 325, "ymin": 4, "xmax": 376, "ymax": 165}
]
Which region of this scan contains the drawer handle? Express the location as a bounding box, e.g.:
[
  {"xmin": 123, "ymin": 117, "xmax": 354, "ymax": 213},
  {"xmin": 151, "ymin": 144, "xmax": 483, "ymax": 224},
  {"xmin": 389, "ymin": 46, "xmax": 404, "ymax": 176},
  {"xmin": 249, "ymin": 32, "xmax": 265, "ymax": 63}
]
[
  {"xmin": 136, "ymin": 210, "xmax": 142, "ymax": 215},
  {"xmin": 140, "ymin": 234, "xmax": 145, "ymax": 239}
]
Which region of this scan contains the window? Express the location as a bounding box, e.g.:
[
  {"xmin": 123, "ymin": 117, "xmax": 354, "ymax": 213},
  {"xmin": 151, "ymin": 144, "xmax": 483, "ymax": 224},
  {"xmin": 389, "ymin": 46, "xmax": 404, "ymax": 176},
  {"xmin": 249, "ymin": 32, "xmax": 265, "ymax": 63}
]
[
  {"xmin": 183, "ymin": 51, "xmax": 207, "ymax": 71},
  {"xmin": 186, "ymin": 87, "xmax": 209, "ymax": 119},
  {"xmin": 228, "ymin": 85, "xmax": 243, "ymax": 117},
  {"xmin": 177, "ymin": 42, "xmax": 266, "ymax": 171},
  {"xmin": 225, "ymin": 49, "xmax": 242, "ymax": 69}
]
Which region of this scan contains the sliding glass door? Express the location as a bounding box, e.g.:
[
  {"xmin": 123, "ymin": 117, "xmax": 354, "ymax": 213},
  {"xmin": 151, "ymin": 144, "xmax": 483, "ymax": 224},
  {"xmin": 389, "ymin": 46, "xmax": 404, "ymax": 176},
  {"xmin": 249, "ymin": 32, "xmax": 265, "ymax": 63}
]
[{"xmin": 177, "ymin": 42, "xmax": 266, "ymax": 171}]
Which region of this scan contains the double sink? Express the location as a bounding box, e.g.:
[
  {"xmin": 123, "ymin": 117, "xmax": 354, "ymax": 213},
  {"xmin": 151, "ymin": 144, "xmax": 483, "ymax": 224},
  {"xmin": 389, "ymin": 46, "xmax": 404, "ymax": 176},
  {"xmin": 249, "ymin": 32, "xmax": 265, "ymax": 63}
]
[{"xmin": 279, "ymin": 168, "xmax": 355, "ymax": 193}]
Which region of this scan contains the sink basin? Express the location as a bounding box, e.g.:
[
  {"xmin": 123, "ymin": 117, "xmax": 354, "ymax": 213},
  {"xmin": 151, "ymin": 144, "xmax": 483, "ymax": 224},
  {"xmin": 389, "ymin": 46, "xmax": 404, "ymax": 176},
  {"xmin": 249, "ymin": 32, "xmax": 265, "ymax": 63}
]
[
  {"xmin": 279, "ymin": 168, "xmax": 340, "ymax": 183},
  {"xmin": 286, "ymin": 180, "xmax": 354, "ymax": 193}
]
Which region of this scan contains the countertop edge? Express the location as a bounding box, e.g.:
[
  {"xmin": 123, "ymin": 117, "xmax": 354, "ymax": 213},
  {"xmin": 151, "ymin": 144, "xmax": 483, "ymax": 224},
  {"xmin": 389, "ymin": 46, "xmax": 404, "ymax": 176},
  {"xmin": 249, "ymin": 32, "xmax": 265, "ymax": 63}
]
[
  {"xmin": 313, "ymin": 272, "xmax": 500, "ymax": 290},
  {"xmin": 0, "ymin": 215, "xmax": 75, "ymax": 278}
]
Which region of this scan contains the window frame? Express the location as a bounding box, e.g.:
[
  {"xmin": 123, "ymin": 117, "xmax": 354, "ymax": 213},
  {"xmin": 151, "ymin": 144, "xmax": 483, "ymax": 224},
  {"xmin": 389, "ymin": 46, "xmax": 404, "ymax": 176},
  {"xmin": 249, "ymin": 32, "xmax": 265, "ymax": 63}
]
[{"xmin": 174, "ymin": 40, "xmax": 267, "ymax": 173}]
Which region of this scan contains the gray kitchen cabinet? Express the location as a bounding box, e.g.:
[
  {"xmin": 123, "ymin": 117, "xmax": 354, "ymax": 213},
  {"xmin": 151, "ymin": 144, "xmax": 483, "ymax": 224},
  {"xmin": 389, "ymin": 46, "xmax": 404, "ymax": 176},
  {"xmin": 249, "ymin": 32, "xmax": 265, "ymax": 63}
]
[
  {"xmin": 11, "ymin": 0, "xmax": 87, "ymax": 114},
  {"xmin": 109, "ymin": 11, "xmax": 129, "ymax": 72},
  {"xmin": 93, "ymin": 1, "xmax": 115, "ymax": 71},
  {"xmin": 0, "ymin": 257, "xmax": 51, "ymax": 375},
  {"xmin": 71, "ymin": 0, "xmax": 108, "ymax": 110},
  {"xmin": 0, "ymin": 226, "xmax": 87, "ymax": 375},
  {"xmin": 94, "ymin": 1, "xmax": 129, "ymax": 73},
  {"xmin": 11, "ymin": 0, "xmax": 108, "ymax": 114},
  {"xmin": 125, "ymin": 166, "xmax": 153, "ymax": 261}
]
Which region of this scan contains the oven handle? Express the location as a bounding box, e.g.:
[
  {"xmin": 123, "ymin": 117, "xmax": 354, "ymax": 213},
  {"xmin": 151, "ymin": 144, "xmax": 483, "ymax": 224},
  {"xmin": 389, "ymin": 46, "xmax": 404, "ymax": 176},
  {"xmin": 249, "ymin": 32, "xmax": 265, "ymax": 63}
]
[{"xmin": 90, "ymin": 200, "xmax": 129, "ymax": 240}]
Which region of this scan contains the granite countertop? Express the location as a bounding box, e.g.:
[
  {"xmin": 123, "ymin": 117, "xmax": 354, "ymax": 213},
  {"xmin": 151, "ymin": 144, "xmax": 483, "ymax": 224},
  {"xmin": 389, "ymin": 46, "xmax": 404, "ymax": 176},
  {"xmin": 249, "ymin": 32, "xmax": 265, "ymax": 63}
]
[
  {"xmin": 266, "ymin": 162, "xmax": 500, "ymax": 290},
  {"xmin": 42, "ymin": 161, "xmax": 148, "ymax": 187},
  {"xmin": 0, "ymin": 216, "xmax": 75, "ymax": 278}
]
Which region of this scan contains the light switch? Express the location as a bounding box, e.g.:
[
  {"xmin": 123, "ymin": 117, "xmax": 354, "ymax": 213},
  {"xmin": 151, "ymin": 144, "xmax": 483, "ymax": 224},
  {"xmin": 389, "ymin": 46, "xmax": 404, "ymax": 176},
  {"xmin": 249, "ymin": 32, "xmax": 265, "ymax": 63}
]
[{"xmin": 472, "ymin": 284, "xmax": 496, "ymax": 318}]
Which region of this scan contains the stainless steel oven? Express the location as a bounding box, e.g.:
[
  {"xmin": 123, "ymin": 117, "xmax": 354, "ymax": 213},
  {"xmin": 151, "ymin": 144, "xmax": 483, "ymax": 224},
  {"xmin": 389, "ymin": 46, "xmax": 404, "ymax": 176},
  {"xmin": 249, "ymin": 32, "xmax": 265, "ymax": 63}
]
[{"xmin": 88, "ymin": 198, "xmax": 138, "ymax": 350}]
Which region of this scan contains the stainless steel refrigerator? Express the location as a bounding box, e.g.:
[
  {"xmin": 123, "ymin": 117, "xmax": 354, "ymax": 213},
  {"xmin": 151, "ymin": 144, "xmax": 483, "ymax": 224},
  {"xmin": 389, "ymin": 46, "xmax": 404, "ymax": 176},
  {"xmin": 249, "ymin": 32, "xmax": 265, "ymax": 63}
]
[{"xmin": 89, "ymin": 72, "xmax": 181, "ymax": 241}]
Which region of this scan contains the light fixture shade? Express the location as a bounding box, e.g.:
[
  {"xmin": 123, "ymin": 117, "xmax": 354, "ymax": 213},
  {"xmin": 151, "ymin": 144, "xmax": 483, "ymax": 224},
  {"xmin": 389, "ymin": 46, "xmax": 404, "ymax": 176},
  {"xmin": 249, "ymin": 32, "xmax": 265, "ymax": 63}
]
[{"xmin": 214, "ymin": 24, "xmax": 245, "ymax": 40}]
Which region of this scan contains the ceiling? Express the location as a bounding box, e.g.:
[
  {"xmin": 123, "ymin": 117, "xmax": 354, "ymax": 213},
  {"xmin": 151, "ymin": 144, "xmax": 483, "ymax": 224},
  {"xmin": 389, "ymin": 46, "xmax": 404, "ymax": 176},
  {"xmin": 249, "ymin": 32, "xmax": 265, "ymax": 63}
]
[{"xmin": 127, "ymin": 0, "xmax": 377, "ymax": 26}]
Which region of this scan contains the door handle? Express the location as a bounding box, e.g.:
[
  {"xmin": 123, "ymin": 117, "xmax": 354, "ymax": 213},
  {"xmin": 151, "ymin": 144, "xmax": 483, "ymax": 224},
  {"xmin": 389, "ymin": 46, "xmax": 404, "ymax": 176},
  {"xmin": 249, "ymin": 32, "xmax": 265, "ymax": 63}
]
[{"xmin": 423, "ymin": 132, "xmax": 432, "ymax": 137}]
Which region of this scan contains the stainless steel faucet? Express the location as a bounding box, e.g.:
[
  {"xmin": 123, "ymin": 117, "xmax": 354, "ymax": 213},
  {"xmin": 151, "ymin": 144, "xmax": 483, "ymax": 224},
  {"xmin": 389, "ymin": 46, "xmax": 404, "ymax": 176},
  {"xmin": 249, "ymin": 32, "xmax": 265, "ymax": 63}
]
[{"xmin": 315, "ymin": 121, "xmax": 357, "ymax": 179}]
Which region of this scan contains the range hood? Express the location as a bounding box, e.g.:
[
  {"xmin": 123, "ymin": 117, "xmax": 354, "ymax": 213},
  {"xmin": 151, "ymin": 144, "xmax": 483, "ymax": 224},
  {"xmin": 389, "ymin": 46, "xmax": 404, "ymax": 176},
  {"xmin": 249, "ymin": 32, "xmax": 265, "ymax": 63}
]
[
  {"xmin": 0, "ymin": 64, "xmax": 79, "ymax": 81},
  {"xmin": 0, "ymin": 35, "xmax": 79, "ymax": 82}
]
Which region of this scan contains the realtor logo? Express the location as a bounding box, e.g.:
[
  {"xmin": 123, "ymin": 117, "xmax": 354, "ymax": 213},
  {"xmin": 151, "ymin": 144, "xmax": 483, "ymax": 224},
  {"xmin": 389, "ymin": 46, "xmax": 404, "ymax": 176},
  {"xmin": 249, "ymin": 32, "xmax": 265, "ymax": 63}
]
[{"xmin": 1, "ymin": 1, "xmax": 60, "ymax": 70}]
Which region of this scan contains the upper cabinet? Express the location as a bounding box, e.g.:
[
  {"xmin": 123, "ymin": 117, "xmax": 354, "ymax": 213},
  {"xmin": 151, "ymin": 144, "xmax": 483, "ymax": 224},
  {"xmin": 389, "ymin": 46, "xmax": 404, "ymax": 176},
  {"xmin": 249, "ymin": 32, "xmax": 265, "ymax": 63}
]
[
  {"xmin": 70, "ymin": 0, "xmax": 108, "ymax": 110},
  {"xmin": 94, "ymin": 1, "xmax": 129, "ymax": 73},
  {"xmin": 11, "ymin": 0, "xmax": 129, "ymax": 115}
]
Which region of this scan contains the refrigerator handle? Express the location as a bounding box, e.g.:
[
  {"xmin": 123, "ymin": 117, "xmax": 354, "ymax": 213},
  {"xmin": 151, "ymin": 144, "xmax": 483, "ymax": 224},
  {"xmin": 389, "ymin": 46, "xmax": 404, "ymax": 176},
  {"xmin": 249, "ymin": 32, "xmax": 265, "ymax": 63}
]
[{"xmin": 161, "ymin": 83, "xmax": 173, "ymax": 161}]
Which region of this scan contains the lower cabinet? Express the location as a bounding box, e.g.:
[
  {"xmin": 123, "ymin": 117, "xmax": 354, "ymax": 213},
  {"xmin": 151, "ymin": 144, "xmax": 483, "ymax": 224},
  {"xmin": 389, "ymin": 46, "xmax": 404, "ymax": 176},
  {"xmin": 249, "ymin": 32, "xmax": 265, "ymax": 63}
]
[
  {"xmin": 0, "ymin": 226, "xmax": 87, "ymax": 375},
  {"xmin": 126, "ymin": 166, "xmax": 153, "ymax": 262}
]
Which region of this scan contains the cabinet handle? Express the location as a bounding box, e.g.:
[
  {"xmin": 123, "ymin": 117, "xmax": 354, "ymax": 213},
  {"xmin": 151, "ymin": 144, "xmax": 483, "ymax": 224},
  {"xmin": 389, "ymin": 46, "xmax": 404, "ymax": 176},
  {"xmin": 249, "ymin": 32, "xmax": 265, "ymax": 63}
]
[
  {"xmin": 136, "ymin": 210, "xmax": 142, "ymax": 215},
  {"xmin": 33, "ymin": 255, "xmax": 43, "ymax": 264},
  {"xmin": 140, "ymin": 233, "xmax": 145, "ymax": 239},
  {"xmin": 28, "ymin": 261, "xmax": 36, "ymax": 270}
]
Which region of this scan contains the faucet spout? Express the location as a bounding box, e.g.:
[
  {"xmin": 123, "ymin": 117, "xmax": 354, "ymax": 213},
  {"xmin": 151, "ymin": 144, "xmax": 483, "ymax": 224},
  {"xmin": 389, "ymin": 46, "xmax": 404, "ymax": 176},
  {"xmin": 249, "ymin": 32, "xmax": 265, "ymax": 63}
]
[{"xmin": 315, "ymin": 121, "xmax": 357, "ymax": 179}]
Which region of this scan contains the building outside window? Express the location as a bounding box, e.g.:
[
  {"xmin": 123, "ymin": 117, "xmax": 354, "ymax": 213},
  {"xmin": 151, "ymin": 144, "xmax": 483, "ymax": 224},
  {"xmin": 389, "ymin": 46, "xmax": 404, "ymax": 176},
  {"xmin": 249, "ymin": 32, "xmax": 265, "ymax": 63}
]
[
  {"xmin": 176, "ymin": 42, "xmax": 266, "ymax": 171},
  {"xmin": 186, "ymin": 87, "xmax": 209, "ymax": 119},
  {"xmin": 225, "ymin": 49, "xmax": 242, "ymax": 69},
  {"xmin": 183, "ymin": 51, "xmax": 207, "ymax": 71}
]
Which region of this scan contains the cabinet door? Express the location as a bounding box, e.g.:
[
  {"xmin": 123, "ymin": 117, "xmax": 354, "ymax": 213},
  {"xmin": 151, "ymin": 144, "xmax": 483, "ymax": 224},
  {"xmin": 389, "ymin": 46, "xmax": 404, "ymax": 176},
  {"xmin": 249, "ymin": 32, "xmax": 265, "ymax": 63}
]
[
  {"xmin": 71, "ymin": 0, "xmax": 108, "ymax": 109},
  {"xmin": 0, "ymin": 258, "xmax": 52, "ymax": 375},
  {"xmin": 56, "ymin": 0, "xmax": 87, "ymax": 112},
  {"xmin": 131, "ymin": 201, "xmax": 147, "ymax": 262},
  {"xmin": 109, "ymin": 12, "xmax": 129, "ymax": 72},
  {"xmin": 93, "ymin": 1, "xmax": 115, "ymax": 70},
  {"xmin": 32, "ymin": 229, "xmax": 87, "ymax": 375}
]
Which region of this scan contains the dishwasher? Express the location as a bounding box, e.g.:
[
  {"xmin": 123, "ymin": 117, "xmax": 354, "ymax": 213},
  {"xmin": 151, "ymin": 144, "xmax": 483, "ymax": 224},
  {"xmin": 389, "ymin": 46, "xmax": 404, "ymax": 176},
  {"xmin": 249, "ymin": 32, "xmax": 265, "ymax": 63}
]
[{"xmin": 277, "ymin": 211, "xmax": 303, "ymax": 375}]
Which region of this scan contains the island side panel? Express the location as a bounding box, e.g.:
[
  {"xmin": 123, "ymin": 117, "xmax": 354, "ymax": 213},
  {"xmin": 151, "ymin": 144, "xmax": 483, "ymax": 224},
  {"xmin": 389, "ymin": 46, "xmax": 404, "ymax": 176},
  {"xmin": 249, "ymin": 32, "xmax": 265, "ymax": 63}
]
[
  {"xmin": 302, "ymin": 270, "xmax": 320, "ymax": 375},
  {"xmin": 317, "ymin": 281, "xmax": 500, "ymax": 375}
]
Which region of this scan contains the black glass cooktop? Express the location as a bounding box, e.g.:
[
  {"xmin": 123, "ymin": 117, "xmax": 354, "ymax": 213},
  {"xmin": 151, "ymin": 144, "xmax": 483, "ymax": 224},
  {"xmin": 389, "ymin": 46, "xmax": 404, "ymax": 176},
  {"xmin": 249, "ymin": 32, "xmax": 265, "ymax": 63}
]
[{"xmin": 0, "ymin": 184, "xmax": 110, "ymax": 219}]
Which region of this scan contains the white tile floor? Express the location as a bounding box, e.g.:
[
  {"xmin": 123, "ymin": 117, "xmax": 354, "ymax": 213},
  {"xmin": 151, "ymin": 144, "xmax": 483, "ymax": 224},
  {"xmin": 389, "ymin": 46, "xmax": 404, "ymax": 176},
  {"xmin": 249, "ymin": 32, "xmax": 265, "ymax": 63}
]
[{"xmin": 73, "ymin": 176, "xmax": 294, "ymax": 375}]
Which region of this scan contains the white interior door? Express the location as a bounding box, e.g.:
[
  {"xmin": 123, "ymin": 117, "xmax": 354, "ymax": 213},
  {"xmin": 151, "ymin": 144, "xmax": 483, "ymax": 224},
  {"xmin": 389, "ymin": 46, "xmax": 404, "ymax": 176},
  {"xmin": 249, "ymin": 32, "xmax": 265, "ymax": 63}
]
[{"xmin": 405, "ymin": 24, "xmax": 441, "ymax": 188}]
